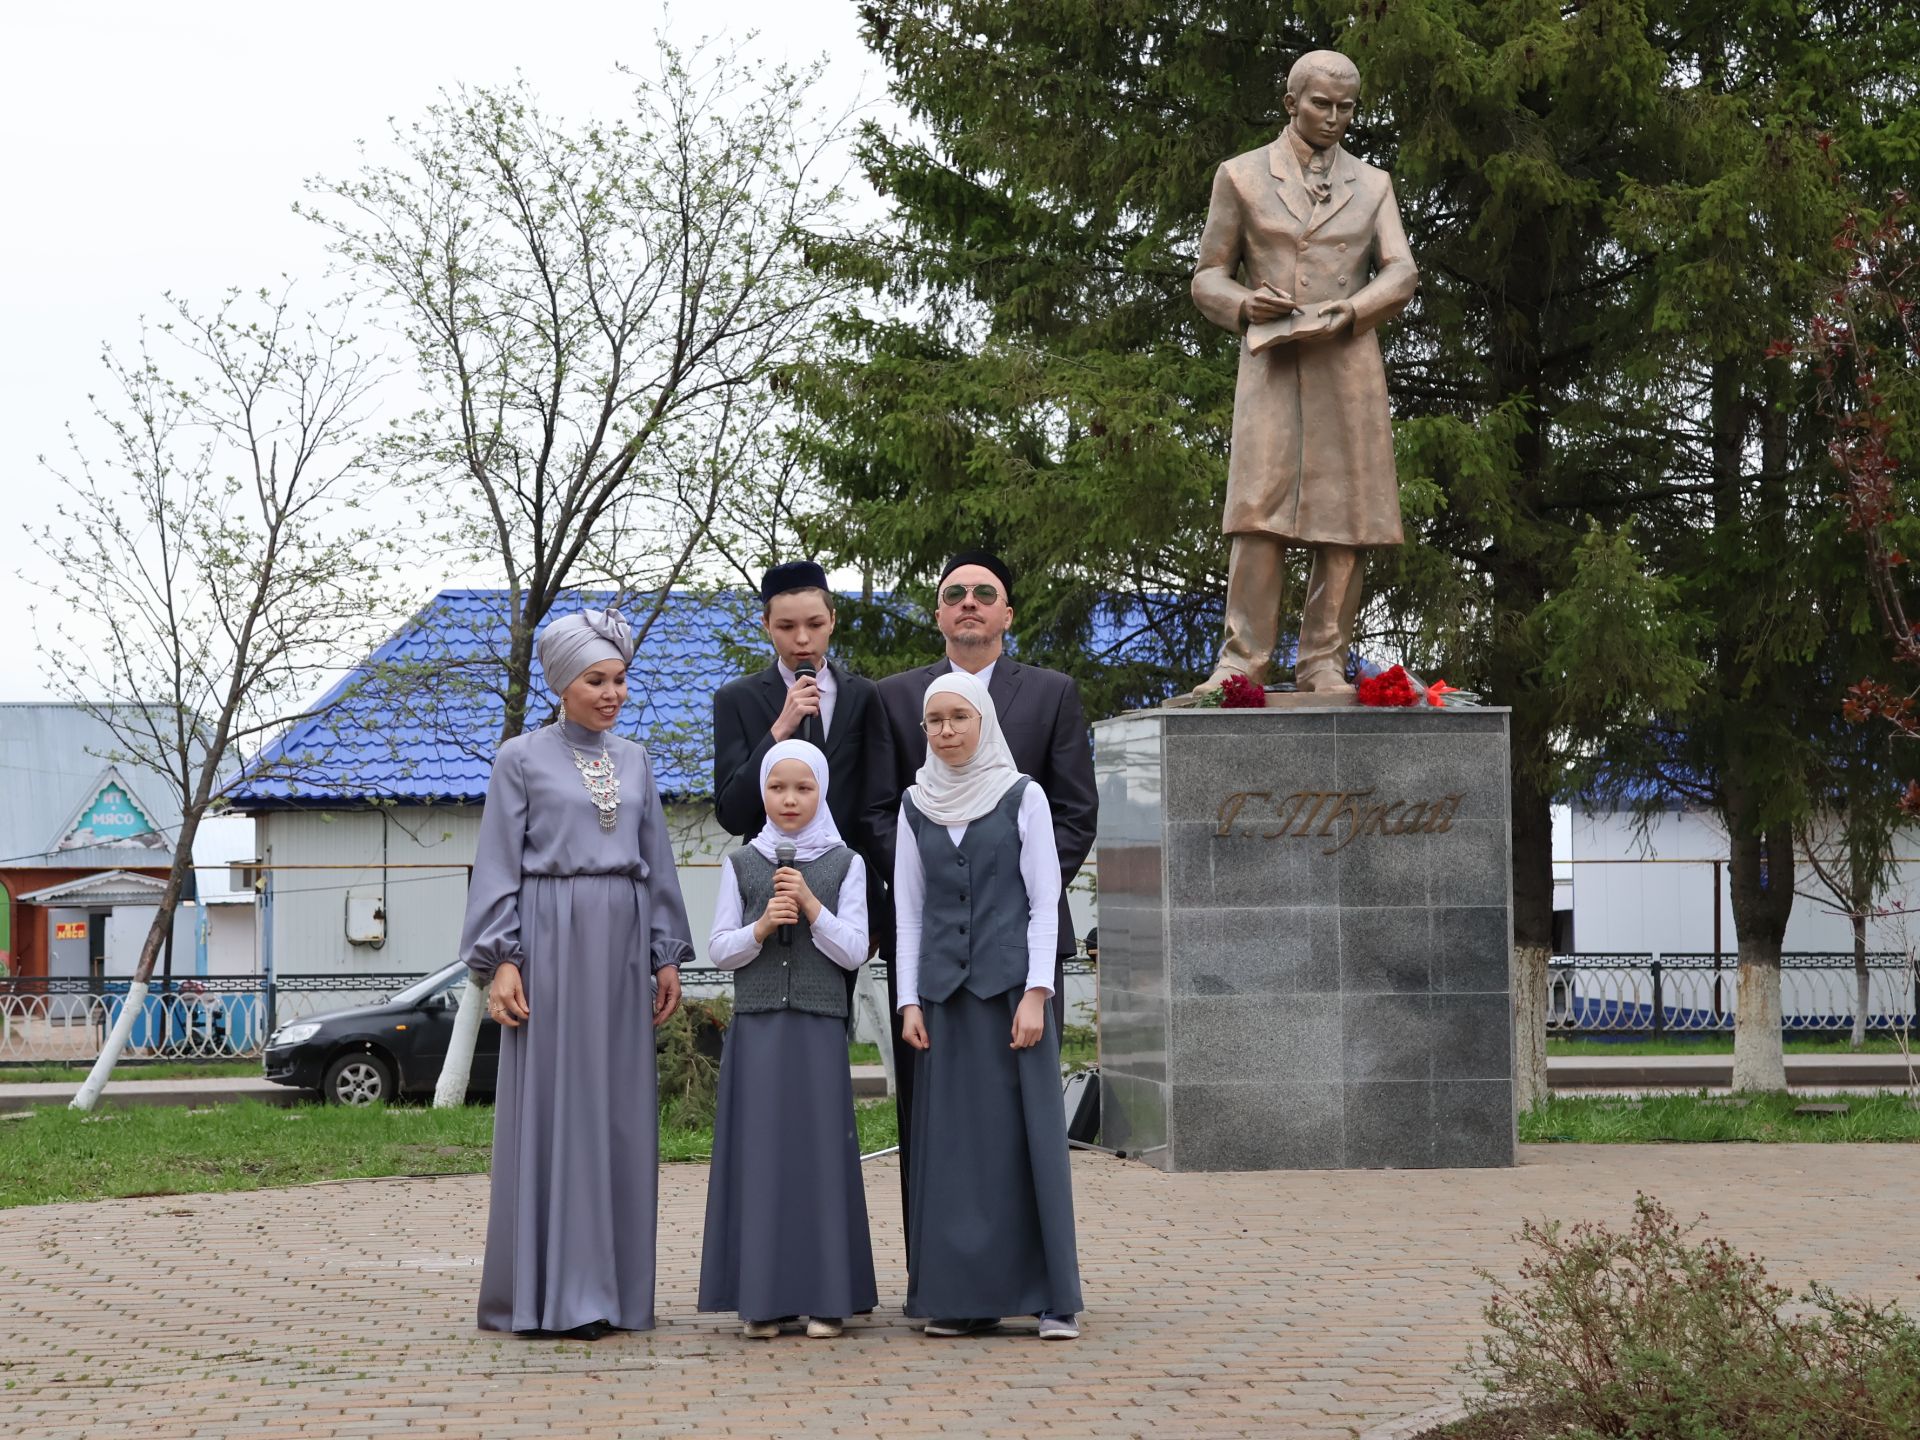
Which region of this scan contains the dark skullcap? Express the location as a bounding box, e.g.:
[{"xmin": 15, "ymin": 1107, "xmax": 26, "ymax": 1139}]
[
  {"xmin": 537, "ymin": 608, "xmax": 634, "ymax": 695},
  {"xmin": 938, "ymin": 549, "xmax": 1014, "ymax": 603},
  {"xmin": 760, "ymin": 560, "xmax": 831, "ymax": 605}
]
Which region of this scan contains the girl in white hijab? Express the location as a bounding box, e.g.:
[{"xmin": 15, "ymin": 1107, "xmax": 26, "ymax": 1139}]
[
  {"xmin": 894, "ymin": 670, "xmax": 1083, "ymax": 1340},
  {"xmin": 701, "ymin": 739, "xmax": 876, "ymax": 1339}
]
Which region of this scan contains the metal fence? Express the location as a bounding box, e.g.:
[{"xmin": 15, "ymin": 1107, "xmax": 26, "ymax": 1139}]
[
  {"xmin": 0, "ymin": 960, "xmax": 1100, "ymax": 1066},
  {"xmin": 1548, "ymin": 953, "xmax": 1920, "ymax": 1034}
]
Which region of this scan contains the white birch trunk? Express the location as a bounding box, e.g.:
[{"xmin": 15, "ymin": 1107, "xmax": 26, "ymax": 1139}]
[
  {"xmin": 853, "ymin": 963, "xmax": 895, "ymax": 1097},
  {"xmin": 1852, "ymin": 916, "xmax": 1869, "ymax": 1052},
  {"xmin": 69, "ymin": 980, "xmax": 150, "ymax": 1112},
  {"xmin": 434, "ymin": 976, "xmax": 488, "ymax": 1108},
  {"xmin": 1730, "ymin": 951, "xmax": 1788, "ymax": 1092}
]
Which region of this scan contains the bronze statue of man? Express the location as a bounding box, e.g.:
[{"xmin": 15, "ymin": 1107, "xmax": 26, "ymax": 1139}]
[{"xmin": 1191, "ymin": 49, "xmax": 1417, "ymax": 693}]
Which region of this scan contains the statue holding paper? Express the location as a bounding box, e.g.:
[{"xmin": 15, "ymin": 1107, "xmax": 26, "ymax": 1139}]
[{"xmin": 1190, "ymin": 49, "xmax": 1418, "ymax": 695}]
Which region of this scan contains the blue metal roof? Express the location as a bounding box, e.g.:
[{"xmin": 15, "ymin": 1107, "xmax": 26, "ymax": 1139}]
[
  {"xmin": 227, "ymin": 587, "xmax": 1390, "ymax": 809},
  {"xmin": 228, "ymin": 589, "xmax": 763, "ymax": 808}
]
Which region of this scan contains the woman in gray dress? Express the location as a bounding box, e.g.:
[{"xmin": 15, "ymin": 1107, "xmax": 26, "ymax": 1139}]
[
  {"xmin": 459, "ymin": 608, "xmax": 694, "ymax": 1338},
  {"xmin": 895, "ymin": 671, "xmax": 1083, "ymax": 1339}
]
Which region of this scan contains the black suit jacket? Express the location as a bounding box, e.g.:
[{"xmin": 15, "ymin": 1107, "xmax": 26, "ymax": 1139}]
[
  {"xmin": 870, "ymin": 657, "xmax": 1097, "ymax": 959},
  {"xmin": 712, "ymin": 660, "xmax": 892, "ymax": 914}
]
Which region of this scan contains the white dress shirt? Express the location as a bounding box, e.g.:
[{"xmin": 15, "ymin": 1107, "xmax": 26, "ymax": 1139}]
[
  {"xmin": 776, "ymin": 658, "xmax": 838, "ymax": 737},
  {"xmin": 708, "ymin": 851, "xmax": 869, "ymax": 971},
  {"xmin": 891, "ymin": 783, "xmax": 1060, "ymax": 1009},
  {"xmin": 948, "ymin": 657, "xmax": 996, "ymax": 693}
]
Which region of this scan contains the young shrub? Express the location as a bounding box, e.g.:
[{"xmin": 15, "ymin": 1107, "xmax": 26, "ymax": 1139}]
[
  {"xmin": 655, "ymin": 995, "xmax": 732, "ymax": 1131},
  {"xmin": 1466, "ymin": 1194, "xmax": 1920, "ymax": 1439}
]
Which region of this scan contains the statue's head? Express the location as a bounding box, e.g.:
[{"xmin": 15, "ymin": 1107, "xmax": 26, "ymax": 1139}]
[{"xmin": 1284, "ymin": 50, "xmax": 1361, "ymax": 152}]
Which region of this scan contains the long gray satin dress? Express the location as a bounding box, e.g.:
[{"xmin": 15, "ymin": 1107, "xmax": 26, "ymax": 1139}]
[{"xmin": 460, "ymin": 718, "xmax": 694, "ymax": 1333}]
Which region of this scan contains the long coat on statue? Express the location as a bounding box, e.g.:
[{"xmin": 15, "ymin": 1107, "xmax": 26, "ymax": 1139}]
[{"xmin": 1191, "ymin": 137, "xmax": 1417, "ymax": 548}]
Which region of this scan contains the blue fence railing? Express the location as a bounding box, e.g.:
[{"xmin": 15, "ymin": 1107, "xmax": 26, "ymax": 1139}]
[
  {"xmin": 1, "ymin": 961, "xmax": 1101, "ymax": 1064},
  {"xmin": 1548, "ymin": 953, "xmax": 1919, "ymax": 1034}
]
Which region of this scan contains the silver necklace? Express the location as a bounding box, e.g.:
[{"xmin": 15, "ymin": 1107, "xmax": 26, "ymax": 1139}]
[{"xmin": 564, "ymin": 729, "xmax": 621, "ymax": 832}]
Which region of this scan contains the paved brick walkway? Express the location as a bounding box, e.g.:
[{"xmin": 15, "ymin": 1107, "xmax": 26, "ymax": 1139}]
[{"xmin": 1, "ymin": 1146, "xmax": 1915, "ymax": 1439}]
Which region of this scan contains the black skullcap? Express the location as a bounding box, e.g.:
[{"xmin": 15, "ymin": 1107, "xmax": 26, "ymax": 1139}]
[
  {"xmin": 938, "ymin": 549, "xmax": 1014, "ymax": 603},
  {"xmin": 760, "ymin": 560, "xmax": 831, "ymax": 605}
]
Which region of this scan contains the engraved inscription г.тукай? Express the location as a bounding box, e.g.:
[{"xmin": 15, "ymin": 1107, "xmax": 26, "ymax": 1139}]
[{"xmin": 1214, "ymin": 789, "xmax": 1465, "ymax": 854}]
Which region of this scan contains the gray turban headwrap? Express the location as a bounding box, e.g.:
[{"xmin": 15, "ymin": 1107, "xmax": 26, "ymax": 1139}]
[{"xmin": 538, "ymin": 608, "xmax": 635, "ymax": 694}]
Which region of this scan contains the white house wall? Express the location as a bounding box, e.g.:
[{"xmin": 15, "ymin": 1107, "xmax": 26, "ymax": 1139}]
[
  {"xmin": 1571, "ymin": 807, "xmax": 1920, "ymax": 955},
  {"xmin": 103, "ymin": 907, "xmax": 157, "ymax": 976},
  {"xmin": 258, "ymin": 804, "xmax": 744, "ymax": 978},
  {"xmin": 259, "ymin": 807, "xmax": 482, "ymax": 976},
  {"xmin": 166, "ymin": 901, "xmax": 259, "ymax": 976}
]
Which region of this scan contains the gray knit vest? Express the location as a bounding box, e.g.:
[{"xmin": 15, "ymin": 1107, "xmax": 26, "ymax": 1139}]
[
  {"xmin": 903, "ymin": 778, "xmax": 1031, "ymax": 1003},
  {"xmin": 728, "ymin": 845, "xmax": 854, "ymax": 1018}
]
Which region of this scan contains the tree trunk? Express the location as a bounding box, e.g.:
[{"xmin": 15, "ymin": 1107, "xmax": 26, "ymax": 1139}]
[
  {"xmin": 432, "ymin": 975, "xmax": 489, "ymax": 1108},
  {"xmin": 438, "ymin": 606, "xmax": 544, "ymax": 1108},
  {"xmin": 71, "ymin": 809, "xmax": 204, "ymax": 1111},
  {"xmin": 1482, "ymin": 235, "xmax": 1554, "ymax": 1115},
  {"xmin": 853, "ymin": 963, "xmax": 895, "ymax": 1097},
  {"xmin": 1725, "ymin": 776, "xmax": 1793, "ymax": 1092},
  {"xmin": 1711, "ymin": 357, "xmax": 1794, "ymax": 1094},
  {"xmin": 1852, "ymin": 912, "xmax": 1869, "ymax": 1052},
  {"xmin": 1731, "ymin": 938, "xmax": 1787, "ymax": 1091},
  {"xmin": 1511, "ymin": 942, "xmax": 1551, "ymax": 1110},
  {"xmin": 500, "ymin": 618, "xmax": 539, "ymax": 744}
]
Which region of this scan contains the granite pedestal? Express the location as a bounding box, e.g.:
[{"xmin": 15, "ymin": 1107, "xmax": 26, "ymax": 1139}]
[{"xmin": 1094, "ymin": 706, "xmax": 1516, "ymax": 1170}]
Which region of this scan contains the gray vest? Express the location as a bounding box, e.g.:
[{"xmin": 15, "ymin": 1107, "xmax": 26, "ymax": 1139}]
[
  {"xmin": 904, "ymin": 779, "xmax": 1031, "ymax": 1003},
  {"xmin": 728, "ymin": 845, "xmax": 853, "ymax": 1018}
]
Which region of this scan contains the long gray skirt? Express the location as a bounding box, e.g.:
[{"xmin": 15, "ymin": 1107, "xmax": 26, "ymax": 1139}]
[
  {"xmin": 906, "ymin": 986, "xmax": 1082, "ymax": 1319},
  {"xmin": 698, "ymin": 1009, "xmax": 877, "ymax": 1320},
  {"xmin": 478, "ymin": 875, "xmax": 660, "ymax": 1333}
]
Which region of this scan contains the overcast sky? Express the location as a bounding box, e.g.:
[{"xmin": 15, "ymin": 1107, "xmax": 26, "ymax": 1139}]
[{"xmin": 0, "ymin": 0, "xmax": 884, "ymax": 703}]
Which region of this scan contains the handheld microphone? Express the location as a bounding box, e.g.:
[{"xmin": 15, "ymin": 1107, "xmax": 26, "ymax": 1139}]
[
  {"xmin": 793, "ymin": 661, "xmax": 820, "ymax": 747},
  {"xmin": 774, "ymin": 840, "xmax": 797, "ymax": 945}
]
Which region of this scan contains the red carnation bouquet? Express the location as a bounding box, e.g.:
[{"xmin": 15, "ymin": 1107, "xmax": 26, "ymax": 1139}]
[
  {"xmin": 1357, "ymin": 664, "xmax": 1419, "ymax": 707},
  {"xmin": 1219, "ymin": 673, "xmax": 1266, "ymax": 709},
  {"xmin": 1358, "ymin": 664, "xmax": 1477, "ymax": 708}
]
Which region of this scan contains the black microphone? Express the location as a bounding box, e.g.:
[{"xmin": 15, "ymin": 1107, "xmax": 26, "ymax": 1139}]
[
  {"xmin": 775, "ymin": 840, "xmax": 796, "ymax": 945},
  {"xmin": 793, "ymin": 660, "xmax": 821, "ymax": 747}
]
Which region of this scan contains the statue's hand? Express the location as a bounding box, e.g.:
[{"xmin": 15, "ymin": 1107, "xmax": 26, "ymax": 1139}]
[
  {"xmin": 1243, "ymin": 286, "xmax": 1300, "ymax": 325},
  {"xmin": 1317, "ymin": 300, "xmax": 1356, "ymax": 335}
]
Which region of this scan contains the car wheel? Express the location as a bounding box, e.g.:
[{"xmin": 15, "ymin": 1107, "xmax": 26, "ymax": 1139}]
[{"xmin": 322, "ymin": 1052, "xmax": 394, "ymax": 1106}]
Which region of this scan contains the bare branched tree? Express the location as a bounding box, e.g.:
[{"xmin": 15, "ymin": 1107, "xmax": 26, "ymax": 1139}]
[
  {"xmin": 1796, "ymin": 772, "xmax": 1905, "ymax": 1052},
  {"xmin": 302, "ymin": 40, "xmax": 863, "ymax": 1104},
  {"xmin": 302, "ymin": 41, "xmax": 860, "ymax": 741},
  {"xmin": 32, "ymin": 289, "xmax": 392, "ymax": 1110}
]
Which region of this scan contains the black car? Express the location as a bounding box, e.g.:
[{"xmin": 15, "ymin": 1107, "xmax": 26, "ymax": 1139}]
[{"xmin": 263, "ymin": 963, "xmax": 499, "ymax": 1104}]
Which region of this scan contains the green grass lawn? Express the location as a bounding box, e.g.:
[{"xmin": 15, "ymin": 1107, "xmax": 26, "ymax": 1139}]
[
  {"xmin": 1546, "ymin": 1033, "xmax": 1915, "ymax": 1057},
  {"xmin": 0, "ymin": 1098, "xmax": 903, "ymax": 1209},
  {"xmin": 0, "ymin": 1060, "xmax": 263, "ymax": 1084},
  {"xmin": 1521, "ymin": 1091, "xmax": 1920, "ymax": 1143}
]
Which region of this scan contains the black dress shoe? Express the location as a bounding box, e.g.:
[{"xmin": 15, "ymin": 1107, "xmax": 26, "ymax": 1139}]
[{"xmin": 559, "ymin": 1320, "xmax": 614, "ymax": 1341}]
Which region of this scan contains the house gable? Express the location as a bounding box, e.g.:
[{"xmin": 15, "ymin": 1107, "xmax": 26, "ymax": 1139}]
[{"xmin": 50, "ymin": 767, "xmax": 169, "ymax": 854}]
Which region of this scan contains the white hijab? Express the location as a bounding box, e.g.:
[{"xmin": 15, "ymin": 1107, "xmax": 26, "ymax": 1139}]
[
  {"xmin": 748, "ymin": 739, "xmax": 845, "ymax": 863},
  {"xmin": 908, "ymin": 670, "xmax": 1025, "ymax": 826}
]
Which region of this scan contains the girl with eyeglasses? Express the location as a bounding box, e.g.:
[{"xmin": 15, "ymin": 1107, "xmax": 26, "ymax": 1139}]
[{"xmin": 893, "ymin": 670, "xmax": 1083, "ymax": 1341}]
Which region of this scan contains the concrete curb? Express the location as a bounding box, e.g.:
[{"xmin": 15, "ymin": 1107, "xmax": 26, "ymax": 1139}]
[
  {"xmin": 0, "ymin": 1068, "xmax": 894, "ymax": 1113},
  {"xmin": 1355, "ymin": 1397, "xmax": 1469, "ymax": 1440},
  {"xmin": 1549, "ymin": 1053, "xmax": 1919, "ymax": 1089},
  {"xmin": 0, "ymin": 1077, "xmax": 298, "ymax": 1113}
]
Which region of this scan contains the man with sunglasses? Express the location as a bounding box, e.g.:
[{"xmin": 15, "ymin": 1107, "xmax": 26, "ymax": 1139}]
[{"xmin": 869, "ymin": 550, "xmax": 1098, "ymax": 1239}]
